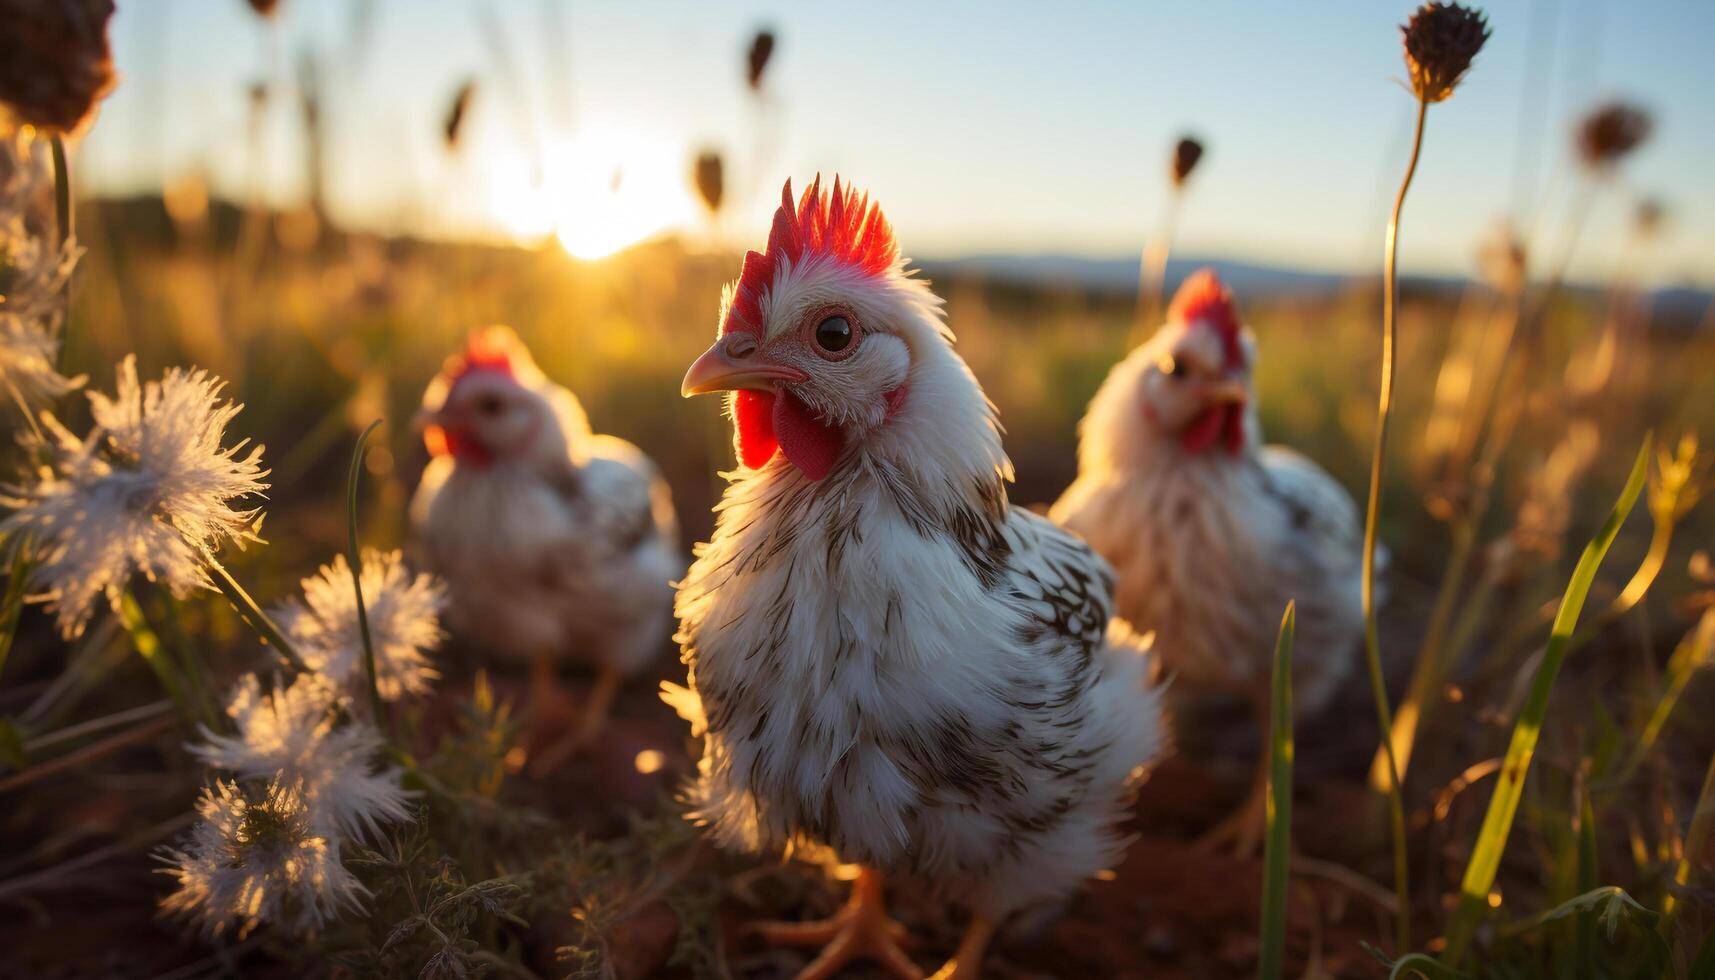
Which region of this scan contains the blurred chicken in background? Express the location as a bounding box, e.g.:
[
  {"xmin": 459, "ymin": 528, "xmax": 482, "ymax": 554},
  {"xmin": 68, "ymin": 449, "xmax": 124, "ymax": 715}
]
[
  {"xmin": 411, "ymin": 327, "xmax": 679, "ymax": 772},
  {"xmin": 1053, "ymin": 270, "xmax": 1369, "ymax": 854}
]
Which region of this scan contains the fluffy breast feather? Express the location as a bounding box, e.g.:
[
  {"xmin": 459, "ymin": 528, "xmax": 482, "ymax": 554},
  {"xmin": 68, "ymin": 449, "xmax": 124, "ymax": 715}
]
[
  {"xmin": 411, "ymin": 436, "xmax": 678, "ymax": 672},
  {"xmin": 672, "ymin": 454, "xmax": 1163, "ymax": 917},
  {"xmin": 1052, "ymin": 445, "xmax": 1362, "ymax": 715}
]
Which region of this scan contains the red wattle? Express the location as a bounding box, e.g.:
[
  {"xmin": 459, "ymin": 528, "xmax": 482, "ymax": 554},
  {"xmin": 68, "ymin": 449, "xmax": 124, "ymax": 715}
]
[
  {"xmin": 773, "ymin": 390, "xmax": 844, "ymax": 480},
  {"xmin": 1221, "ymin": 404, "xmax": 1245, "ymax": 456},
  {"xmin": 1180, "ymin": 406, "xmax": 1225, "ymax": 454},
  {"xmin": 1180, "ymin": 405, "xmax": 1245, "ymax": 456},
  {"xmin": 733, "ymin": 390, "xmax": 779, "ymax": 469}
]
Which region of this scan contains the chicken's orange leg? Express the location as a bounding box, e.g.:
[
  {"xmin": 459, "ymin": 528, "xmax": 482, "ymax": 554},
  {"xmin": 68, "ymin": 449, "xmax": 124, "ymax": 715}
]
[
  {"xmin": 927, "ymin": 914, "xmax": 996, "ymax": 980},
  {"xmin": 1193, "ymin": 684, "xmax": 1273, "ymax": 856},
  {"xmin": 748, "ymin": 868, "xmax": 922, "ymax": 980},
  {"xmin": 531, "ymin": 664, "xmax": 622, "ymax": 774}
]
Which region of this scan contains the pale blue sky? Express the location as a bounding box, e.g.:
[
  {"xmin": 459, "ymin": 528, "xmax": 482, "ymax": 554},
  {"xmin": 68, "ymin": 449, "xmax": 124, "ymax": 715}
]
[{"xmin": 79, "ymin": 0, "xmax": 1715, "ymax": 285}]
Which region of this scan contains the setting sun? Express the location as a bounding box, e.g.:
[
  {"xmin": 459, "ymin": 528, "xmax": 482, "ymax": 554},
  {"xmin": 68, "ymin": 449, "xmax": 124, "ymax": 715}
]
[{"xmin": 483, "ymin": 121, "xmax": 695, "ymax": 260}]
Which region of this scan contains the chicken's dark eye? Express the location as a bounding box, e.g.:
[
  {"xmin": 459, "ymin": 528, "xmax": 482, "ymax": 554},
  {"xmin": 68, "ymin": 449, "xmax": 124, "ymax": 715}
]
[
  {"xmin": 814, "ymin": 315, "xmax": 852, "ymax": 353},
  {"xmin": 1160, "ymin": 355, "xmax": 1188, "ymax": 380},
  {"xmin": 476, "ymin": 395, "xmax": 503, "ymax": 416}
]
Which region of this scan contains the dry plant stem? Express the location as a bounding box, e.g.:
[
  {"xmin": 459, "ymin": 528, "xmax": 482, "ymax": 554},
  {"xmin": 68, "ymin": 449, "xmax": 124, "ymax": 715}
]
[
  {"xmin": 1360, "ymin": 93, "xmax": 1428, "ymax": 955},
  {"xmin": 203, "ymin": 552, "xmax": 310, "ymax": 674},
  {"xmin": 1661, "ymin": 745, "xmax": 1715, "ymax": 937},
  {"xmin": 0, "ymin": 713, "xmax": 175, "ymax": 795},
  {"xmin": 1612, "ymin": 611, "xmax": 1715, "ymax": 792},
  {"xmin": 0, "ymin": 812, "xmax": 193, "ymax": 901},
  {"xmin": 22, "ymin": 699, "xmax": 172, "ymax": 753}
]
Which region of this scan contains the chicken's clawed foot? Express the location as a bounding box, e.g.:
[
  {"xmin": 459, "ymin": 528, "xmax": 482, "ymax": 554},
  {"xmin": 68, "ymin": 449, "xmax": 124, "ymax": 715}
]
[
  {"xmin": 527, "ymin": 663, "xmax": 622, "ymax": 775},
  {"xmin": 926, "ymin": 914, "xmax": 995, "ymax": 980},
  {"xmin": 1191, "ymin": 777, "xmax": 1268, "ymax": 857},
  {"xmin": 746, "ymin": 869, "xmax": 922, "ymax": 980},
  {"xmin": 1193, "ymin": 687, "xmax": 1275, "ymax": 857}
]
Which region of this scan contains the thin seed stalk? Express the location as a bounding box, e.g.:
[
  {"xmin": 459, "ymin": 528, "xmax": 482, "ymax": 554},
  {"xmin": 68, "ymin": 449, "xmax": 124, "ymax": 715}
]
[
  {"xmin": 1379, "ymin": 179, "xmax": 1601, "ymax": 790},
  {"xmin": 1131, "ymin": 189, "xmax": 1184, "ymax": 348},
  {"xmin": 202, "ymin": 552, "xmax": 309, "ymax": 674},
  {"xmin": 1374, "ymin": 369, "xmax": 1523, "ymax": 788},
  {"xmin": 346, "ymin": 421, "xmax": 385, "ymax": 727},
  {"xmin": 1361, "ymin": 94, "xmax": 1429, "ymax": 955},
  {"xmin": 50, "ymin": 135, "xmax": 71, "ymax": 248}
]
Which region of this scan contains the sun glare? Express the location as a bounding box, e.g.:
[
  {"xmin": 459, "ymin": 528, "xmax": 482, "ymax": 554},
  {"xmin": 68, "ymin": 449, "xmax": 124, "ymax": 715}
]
[{"xmin": 484, "ymin": 120, "xmax": 695, "ymax": 260}]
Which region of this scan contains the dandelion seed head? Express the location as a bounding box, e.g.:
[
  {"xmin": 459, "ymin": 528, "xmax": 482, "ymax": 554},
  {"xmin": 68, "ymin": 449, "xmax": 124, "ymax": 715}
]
[
  {"xmin": 0, "ymin": 124, "xmax": 82, "ymax": 406},
  {"xmin": 192, "ymin": 672, "xmax": 414, "ymax": 842},
  {"xmin": 0, "ymin": 356, "xmax": 266, "ymax": 636},
  {"xmin": 272, "ymin": 549, "xmax": 445, "ymax": 702},
  {"xmin": 1401, "ymin": 2, "xmax": 1490, "ymax": 104},
  {"xmin": 159, "ymin": 778, "xmax": 366, "ymax": 939}
]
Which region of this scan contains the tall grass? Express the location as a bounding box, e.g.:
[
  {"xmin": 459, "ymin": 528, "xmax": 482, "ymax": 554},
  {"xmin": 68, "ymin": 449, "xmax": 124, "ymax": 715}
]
[{"xmin": 1442, "ymin": 433, "xmax": 1651, "ymax": 965}]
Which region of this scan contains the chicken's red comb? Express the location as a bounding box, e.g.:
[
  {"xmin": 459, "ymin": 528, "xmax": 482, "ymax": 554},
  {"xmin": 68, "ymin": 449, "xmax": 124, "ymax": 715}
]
[
  {"xmin": 442, "ymin": 326, "xmax": 524, "ymax": 386},
  {"xmin": 1167, "ymin": 268, "xmax": 1243, "ymax": 368},
  {"xmin": 723, "ymin": 175, "xmax": 899, "ymax": 336}
]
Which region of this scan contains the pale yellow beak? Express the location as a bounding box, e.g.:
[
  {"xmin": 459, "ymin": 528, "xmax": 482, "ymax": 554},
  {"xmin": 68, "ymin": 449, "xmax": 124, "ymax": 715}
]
[
  {"xmin": 681, "ymin": 336, "xmax": 807, "ymax": 397},
  {"xmin": 1199, "ymin": 378, "xmax": 1248, "ymax": 405}
]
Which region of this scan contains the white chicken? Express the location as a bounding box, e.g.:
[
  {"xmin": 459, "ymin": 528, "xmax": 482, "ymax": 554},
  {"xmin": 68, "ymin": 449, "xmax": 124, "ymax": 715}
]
[
  {"xmin": 666, "ymin": 177, "xmax": 1167, "ymax": 980},
  {"xmin": 410, "ymin": 327, "xmax": 678, "ymax": 770},
  {"xmin": 1051, "ymin": 269, "xmax": 1365, "ymax": 853}
]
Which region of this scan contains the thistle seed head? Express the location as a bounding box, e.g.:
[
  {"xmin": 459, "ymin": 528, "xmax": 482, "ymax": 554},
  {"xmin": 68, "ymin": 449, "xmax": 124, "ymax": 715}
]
[
  {"xmin": 1401, "ymin": 2, "xmax": 1490, "ymax": 104},
  {"xmin": 1576, "ymin": 102, "xmax": 1652, "ymax": 169},
  {"xmin": 694, "ymin": 150, "xmax": 724, "ymax": 214},
  {"xmin": 443, "ymin": 79, "xmax": 476, "ymax": 149},
  {"xmin": 746, "ymin": 29, "xmax": 775, "ymax": 92},
  {"xmin": 1170, "ymin": 136, "xmax": 1204, "ymax": 188},
  {"xmin": 0, "ymin": 0, "xmax": 117, "ymax": 134}
]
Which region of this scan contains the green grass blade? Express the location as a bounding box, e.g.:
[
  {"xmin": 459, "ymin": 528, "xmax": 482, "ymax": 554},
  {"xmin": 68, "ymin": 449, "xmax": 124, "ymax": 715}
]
[
  {"xmin": 1575, "ymin": 781, "xmax": 1598, "ymax": 978},
  {"xmin": 1664, "ymin": 741, "xmax": 1715, "ymax": 942},
  {"xmin": 347, "ymin": 420, "xmax": 385, "ymax": 725},
  {"xmin": 1258, "ymin": 601, "xmax": 1296, "ymax": 980},
  {"xmin": 1443, "ymin": 433, "xmax": 1653, "ymax": 966},
  {"xmin": 117, "ymin": 591, "xmax": 198, "ymax": 726},
  {"xmin": 1690, "ymin": 926, "xmax": 1715, "ymax": 980},
  {"xmin": 1387, "ymin": 953, "xmax": 1473, "ymax": 980}
]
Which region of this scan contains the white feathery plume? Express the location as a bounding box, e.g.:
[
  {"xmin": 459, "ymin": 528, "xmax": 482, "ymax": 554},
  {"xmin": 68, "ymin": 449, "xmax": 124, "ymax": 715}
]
[
  {"xmin": 159, "ymin": 777, "xmax": 367, "ymax": 938},
  {"xmin": 0, "ymin": 123, "xmax": 82, "ymax": 407},
  {"xmin": 191, "ymin": 672, "xmax": 412, "ymax": 842},
  {"xmin": 0, "ymin": 356, "xmax": 267, "ymax": 637},
  {"xmin": 272, "ymin": 549, "xmax": 445, "ymax": 702}
]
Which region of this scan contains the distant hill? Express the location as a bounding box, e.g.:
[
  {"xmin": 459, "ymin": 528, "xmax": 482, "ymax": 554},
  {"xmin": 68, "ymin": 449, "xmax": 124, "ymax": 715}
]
[
  {"xmin": 920, "ymin": 254, "xmax": 1361, "ymax": 297},
  {"xmin": 919, "ymin": 252, "xmax": 1712, "ymax": 326}
]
